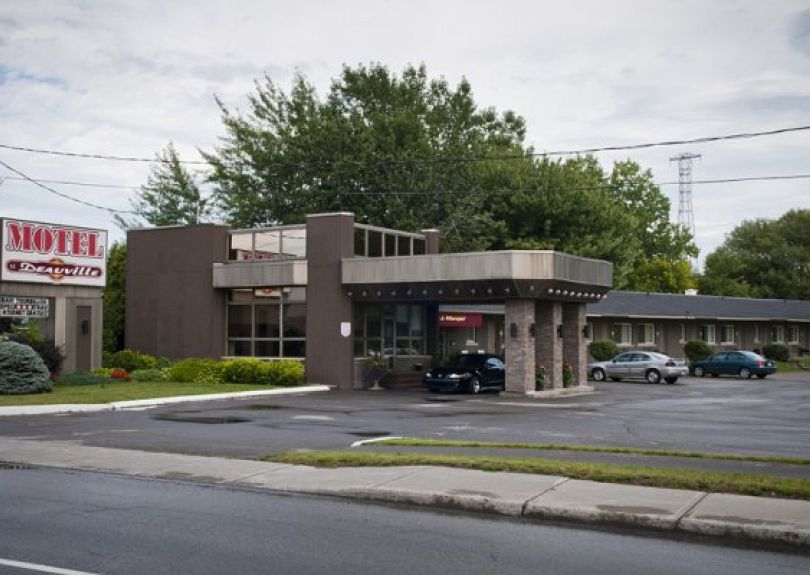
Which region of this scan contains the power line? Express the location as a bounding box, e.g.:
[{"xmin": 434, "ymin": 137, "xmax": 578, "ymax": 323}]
[
  {"xmin": 1, "ymin": 124, "xmax": 809, "ymax": 167},
  {"xmin": 2, "ymin": 175, "xmax": 140, "ymax": 190},
  {"xmin": 0, "ymin": 158, "xmax": 138, "ymax": 215}
]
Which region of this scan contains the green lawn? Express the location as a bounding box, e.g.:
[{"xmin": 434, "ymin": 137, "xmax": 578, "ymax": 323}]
[
  {"xmin": 265, "ymin": 450, "xmax": 810, "ymax": 500},
  {"xmin": 0, "ymin": 381, "xmax": 273, "ymax": 406}
]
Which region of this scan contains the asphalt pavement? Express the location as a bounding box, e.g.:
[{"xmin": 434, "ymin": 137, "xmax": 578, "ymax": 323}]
[{"xmin": 1, "ymin": 466, "xmax": 809, "ymax": 575}]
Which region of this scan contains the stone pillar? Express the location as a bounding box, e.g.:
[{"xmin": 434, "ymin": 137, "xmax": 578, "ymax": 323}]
[
  {"xmin": 305, "ymin": 212, "xmax": 355, "ymax": 389},
  {"xmin": 563, "ymin": 302, "xmax": 588, "ymax": 386},
  {"xmin": 535, "ymin": 300, "xmax": 563, "ymax": 389},
  {"xmin": 504, "ymin": 299, "xmax": 536, "ymax": 394}
]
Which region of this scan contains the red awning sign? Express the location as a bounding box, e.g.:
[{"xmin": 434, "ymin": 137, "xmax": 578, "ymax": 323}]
[{"xmin": 439, "ymin": 313, "xmax": 482, "ymax": 328}]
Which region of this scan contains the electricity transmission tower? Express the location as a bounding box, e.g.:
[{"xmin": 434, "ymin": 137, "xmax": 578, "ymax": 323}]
[{"xmin": 670, "ymin": 152, "xmax": 701, "ymax": 267}]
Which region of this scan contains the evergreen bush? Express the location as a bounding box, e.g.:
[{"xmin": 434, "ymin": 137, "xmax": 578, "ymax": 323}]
[
  {"xmin": 0, "ymin": 341, "xmax": 53, "ymax": 394},
  {"xmin": 684, "ymin": 340, "xmax": 712, "ymax": 363},
  {"xmin": 762, "ymin": 343, "xmax": 789, "ymax": 362},
  {"xmin": 588, "ymin": 340, "xmax": 620, "ymax": 361}
]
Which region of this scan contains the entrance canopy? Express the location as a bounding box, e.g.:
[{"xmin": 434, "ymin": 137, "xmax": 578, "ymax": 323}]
[{"xmin": 341, "ymin": 250, "xmax": 612, "ymax": 303}]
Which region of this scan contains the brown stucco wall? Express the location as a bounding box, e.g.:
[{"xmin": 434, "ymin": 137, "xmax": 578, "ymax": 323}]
[
  {"xmin": 126, "ymin": 224, "xmax": 228, "ymax": 359},
  {"xmin": 305, "ymin": 213, "xmax": 355, "ymax": 389}
]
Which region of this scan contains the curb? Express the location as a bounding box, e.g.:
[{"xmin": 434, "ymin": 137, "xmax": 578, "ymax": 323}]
[{"xmin": 0, "ymin": 385, "xmax": 330, "ymax": 417}]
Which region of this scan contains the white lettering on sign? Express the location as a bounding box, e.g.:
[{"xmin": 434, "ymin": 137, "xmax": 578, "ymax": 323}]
[{"xmin": 0, "ymin": 296, "xmax": 49, "ymax": 318}]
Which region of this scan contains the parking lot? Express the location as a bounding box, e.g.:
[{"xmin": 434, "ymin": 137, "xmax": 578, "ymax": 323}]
[{"xmin": 1, "ymin": 371, "xmax": 808, "ymax": 470}]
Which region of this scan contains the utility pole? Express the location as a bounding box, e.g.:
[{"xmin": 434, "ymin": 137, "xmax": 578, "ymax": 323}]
[{"xmin": 670, "ymin": 152, "xmax": 701, "ymax": 269}]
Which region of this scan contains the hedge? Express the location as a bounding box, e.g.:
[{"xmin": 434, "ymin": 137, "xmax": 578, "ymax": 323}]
[
  {"xmin": 588, "ymin": 340, "xmax": 620, "ymax": 361},
  {"xmin": 104, "ymin": 349, "xmax": 159, "ymax": 372},
  {"xmin": 762, "ymin": 343, "xmax": 789, "ymax": 362},
  {"xmin": 684, "ymin": 340, "xmax": 712, "ymax": 363}
]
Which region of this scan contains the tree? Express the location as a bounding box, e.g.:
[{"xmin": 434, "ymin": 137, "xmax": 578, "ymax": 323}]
[
  {"xmin": 203, "ymin": 63, "xmax": 696, "ymax": 287},
  {"xmin": 698, "ymin": 209, "xmax": 810, "ymax": 300},
  {"xmin": 103, "ymin": 242, "xmax": 127, "ymax": 353},
  {"xmin": 129, "ymin": 142, "xmax": 209, "ymax": 226}
]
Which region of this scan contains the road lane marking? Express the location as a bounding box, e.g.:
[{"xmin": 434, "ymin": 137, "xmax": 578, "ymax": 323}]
[
  {"xmin": 351, "ymin": 436, "xmax": 403, "ymax": 448},
  {"xmin": 0, "ymin": 558, "xmax": 99, "ymax": 575},
  {"xmin": 291, "ymin": 415, "xmax": 334, "ymax": 421}
]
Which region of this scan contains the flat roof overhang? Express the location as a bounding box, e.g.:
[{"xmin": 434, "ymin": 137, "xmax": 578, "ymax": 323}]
[
  {"xmin": 213, "ymin": 260, "xmax": 307, "ymax": 288},
  {"xmin": 341, "ymin": 251, "xmax": 612, "ymax": 303}
]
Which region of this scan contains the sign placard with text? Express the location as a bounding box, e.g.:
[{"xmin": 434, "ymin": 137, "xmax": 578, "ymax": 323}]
[{"xmin": 1, "ymin": 219, "xmax": 108, "ymax": 287}]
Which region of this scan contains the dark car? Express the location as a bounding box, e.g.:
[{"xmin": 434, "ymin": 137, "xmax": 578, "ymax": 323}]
[
  {"xmin": 423, "ymin": 353, "xmax": 505, "ymax": 394},
  {"xmin": 690, "ymin": 351, "xmax": 776, "ymax": 379}
]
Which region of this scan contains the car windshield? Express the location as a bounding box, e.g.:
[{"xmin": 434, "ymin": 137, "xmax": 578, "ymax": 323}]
[{"xmin": 445, "ymin": 354, "xmax": 487, "ymax": 369}]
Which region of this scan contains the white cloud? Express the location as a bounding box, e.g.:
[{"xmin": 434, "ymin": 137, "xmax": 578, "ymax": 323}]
[{"xmin": 0, "ymin": 0, "xmax": 808, "ymax": 262}]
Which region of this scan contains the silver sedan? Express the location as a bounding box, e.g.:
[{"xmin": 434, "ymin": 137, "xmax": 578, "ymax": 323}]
[{"xmin": 589, "ymin": 351, "xmax": 689, "ymax": 384}]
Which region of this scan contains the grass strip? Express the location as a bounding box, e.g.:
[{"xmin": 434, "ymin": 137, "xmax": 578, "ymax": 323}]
[
  {"xmin": 264, "ymin": 450, "xmax": 810, "ymax": 500},
  {"xmin": 372, "ymin": 438, "xmax": 810, "ymax": 466},
  {"xmin": 0, "ymin": 381, "xmax": 274, "ymax": 406}
]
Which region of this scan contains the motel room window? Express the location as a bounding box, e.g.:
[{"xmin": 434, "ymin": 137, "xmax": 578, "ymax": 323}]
[
  {"xmin": 770, "ymin": 325, "xmax": 785, "ymax": 344},
  {"xmin": 700, "ymin": 324, "xmax": 716, "ymax": 344},
  {"xmin": 753, "ymin": 324, "xmax": 760, "ymax": 343},
  {"xmin": 678, "ymin": 323, "xmax": 686, "ymax": 343},
  {"xmin": 635, "ymin": 323, "xmax": 655, "ymax": 346},
  {"xmin": 612, "ymin": 323, "xmax": 632, "ymax": 346},
  {"xmin": 788, "ymin": 325, "xmax": 800, "ymax": 345},
  {"xmin": 720, "ymin": 325, "xmax": 735, "ymax": 345},
  {"xmin": 226, "ymin": 287, "xmax": 306, "ymax": 358}
]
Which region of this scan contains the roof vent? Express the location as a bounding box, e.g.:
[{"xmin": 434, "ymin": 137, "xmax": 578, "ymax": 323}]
[{"xmin": 684, "ymin": 289, "xmax": 698, "ymax": 296}]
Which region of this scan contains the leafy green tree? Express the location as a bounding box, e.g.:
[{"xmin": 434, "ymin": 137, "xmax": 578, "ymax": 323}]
[
  {"xmin": 699, "ymin": 209, "xmax": 810, "ymax": 300},
  {"xmin": 130, "ymin": 142, "xmax": 209, "ymax": 226},
  {"xmin": 103, "ymin": 242, "xmax": 127, "ymax": 353},
  {"xmin": 203, "ymin": 63, "xmax": 695, "ymax": 287}
]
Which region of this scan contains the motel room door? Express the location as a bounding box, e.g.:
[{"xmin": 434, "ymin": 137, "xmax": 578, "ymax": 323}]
[{"xmin": 75, "ymin": 305, "xmax": 92, "ymax": 372}]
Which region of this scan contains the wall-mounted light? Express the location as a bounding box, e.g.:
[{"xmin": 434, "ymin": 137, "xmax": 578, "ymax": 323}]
[
  {"xmin": 557, "ymin": 324, "xmax": 564, "ymax": 338},
  {"xmin": 529, "ymin": 323, "xmax": 535, "ymax": 338},
  {"xmin": 510, "ymin": 323, "xmax": 518, "ymax": 338},
  {"xmin": 582, "ymin": 325, "xmax": 589, "ymax": 338}
]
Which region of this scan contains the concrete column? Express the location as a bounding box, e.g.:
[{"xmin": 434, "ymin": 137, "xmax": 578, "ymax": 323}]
[
  {"xmin": 504, "ymin": 299, "xmax": 536, "ymax": 394},
  {"xmin": 535, "ymin": 300, "xmax": 563, "ymax": 389},
  {"xmin": 54, "ymin": 296, "xmax": 70, "ymax": 373},
  {"xmin": 305, "ymin": 213, "xmax": 355, "ymax": 390},
  {"xmin": 563, "ymin": 302, "xmax": 588, "ymax": 386}
]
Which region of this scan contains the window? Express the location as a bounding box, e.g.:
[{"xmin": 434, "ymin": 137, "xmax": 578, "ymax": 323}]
[
  {"xmin": 228, "ymin": 227, "xmax": 306, "ymax": 261},
  {"xmin": 226, "ymin": 287, "xmax": 306, "ymax": 357},
  {"xmin": 354, "ymin": 303, "xmax": 426, "ymax": 357},
  {"xmin": 613, "ymin": 323, "xmax": 632, "ymax": 345},
  {"xmin": 701, "ymin": 324, "xmax": 716, "ymax": 344},
  {"xmin": 770, "ymin": 325, "xmax": 785, "ymax": 343},
  {"xmin": 788, "ymin": 325, "xmax": 800, "ymax": 344},
  {"xmin": 584, "ymin": 323, "xmax": 593, "ymax": 342},
  {"xmin": 635, "ymin": 323, "xmax": 655, "ymax": 345},
  {"xmin": 678, "ymin": 323, "xmax": 686, "ymax": 343},
  {"xmin": 720, "ymin": 325, "xmax": 735, "ymax": 344},
  {"xmin": 754, "ymin": 324, "xmax": 760, "ymax": 343}
]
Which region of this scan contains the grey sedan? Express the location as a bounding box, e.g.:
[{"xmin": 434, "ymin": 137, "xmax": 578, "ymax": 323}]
[{"xmin": 589, "ymin": 351, "xmax": 689, "ymax": 384}]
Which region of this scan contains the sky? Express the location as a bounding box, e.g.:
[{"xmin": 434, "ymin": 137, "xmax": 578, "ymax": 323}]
[{"xmin": 0, "ymin": 0, "xmax": 808, "ymax": 267}]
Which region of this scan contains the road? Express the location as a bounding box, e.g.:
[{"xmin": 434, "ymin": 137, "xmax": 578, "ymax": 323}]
[
  {"xmin": 1, "ymin": 375, "xmax": 808, "ymax": 466},
  {"xmin": 0, "ymin": 467, "xmax": 807, "ymax": 575}
]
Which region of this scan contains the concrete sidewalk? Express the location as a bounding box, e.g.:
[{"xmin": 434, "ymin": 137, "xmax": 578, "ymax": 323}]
[
  {"xmin": 2, "ymin": 438, "xmax": 809, "ymax": 548},
  {"xmin": 0, "ymin": 385, "xmax": 330, "ymax": 417}
]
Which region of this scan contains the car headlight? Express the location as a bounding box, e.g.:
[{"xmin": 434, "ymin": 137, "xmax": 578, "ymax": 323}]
[{"xmin": 424, "ymin": 371, "xmax": 432, "ymax": 378}]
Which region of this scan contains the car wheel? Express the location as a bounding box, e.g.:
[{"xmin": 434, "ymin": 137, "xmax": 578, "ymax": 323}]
[
  {"xmin": 468, "ymin": 377, "xmax": 481, "ymax": 394},
  {"xmin": 693, "ymin": 366, "xmax": 705, "ymax": 377},
  {"xmin": 664, "ymin": 377, "xmax": 678, "ymax": 384},
  {"xmin": 710, "ymin": 373, "xmax": 719, "ymax": 378},
  {"xmin": 756, "ymin": 374, "xmax": 767, "ymax": 379},
  {"xmin": 610, "ymin": 377, "xmax": 622, "ymax": 382},
  {"xmin": 646, "ymin": 369, "xmax": 661, "ymax": 384},
  {"xmin": 739, "ymin": 367, "xmax": 752, "ymax": 379},
  {"xmin": 592, "ymin": 368, "xmax": 606, "ymax": 382}
]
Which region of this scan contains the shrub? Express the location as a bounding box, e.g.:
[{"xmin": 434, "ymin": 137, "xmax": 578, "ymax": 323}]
[
  {"xmin": 91, "ymin": 367, "xmax": 115, "ymax": 377},
  {"xmin": 762, "ymin": 343, "xmax": 789, "ymax": 362},
  {"xmin": 57, "ymin": 371, "xmax": 111, "ymax": 386},
  {"xmin": 221, "ymin": 358, "xmax": 263, "ymax": 384},
  {"xmin": 167, "ymin": 358, "xmax": 222, "ymax": 382},
  {"xmin": 562, "ymin": 362, "xmax": 574, "ymax": 388},
  {"xmin": 104, "ymin": 349, "xmax": 158, "ymax": 372},
  {"xmin": 131, "ymin": 368, "xmax": 167, "ymax": 382},
  {"xmin": 0, "ymin": 341, "xmax": 53, "ymax": 394},
  {"xmin": 109, "ymin": 368, "xmax": 130, "ymax": 381},
  {"xmin": 6, "ymin": 332, "xmax": 65, "ymax": 375},
  {"xmin": 264, "ymin": 360, "xmax": 305, "ymax": 386},
  {"xmin": 588, "ymin": 340, "xmax": 620, "ymax": 361},
  {"xmin": 684, "ymin": 340, "xmax": 712, "ymax": 363},
  {"xmin": 535, "ymin": 365, "xmax": 548, "ymax": 391}
]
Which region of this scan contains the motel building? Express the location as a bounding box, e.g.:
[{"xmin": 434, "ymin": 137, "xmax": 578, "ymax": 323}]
[
  {"xmin": 0, "ymin": 218, "xmax": 107, "ymax": 372},
  {"xmin": 126, "ymin": 213, "xmax": 612, "ymax": 395}
]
